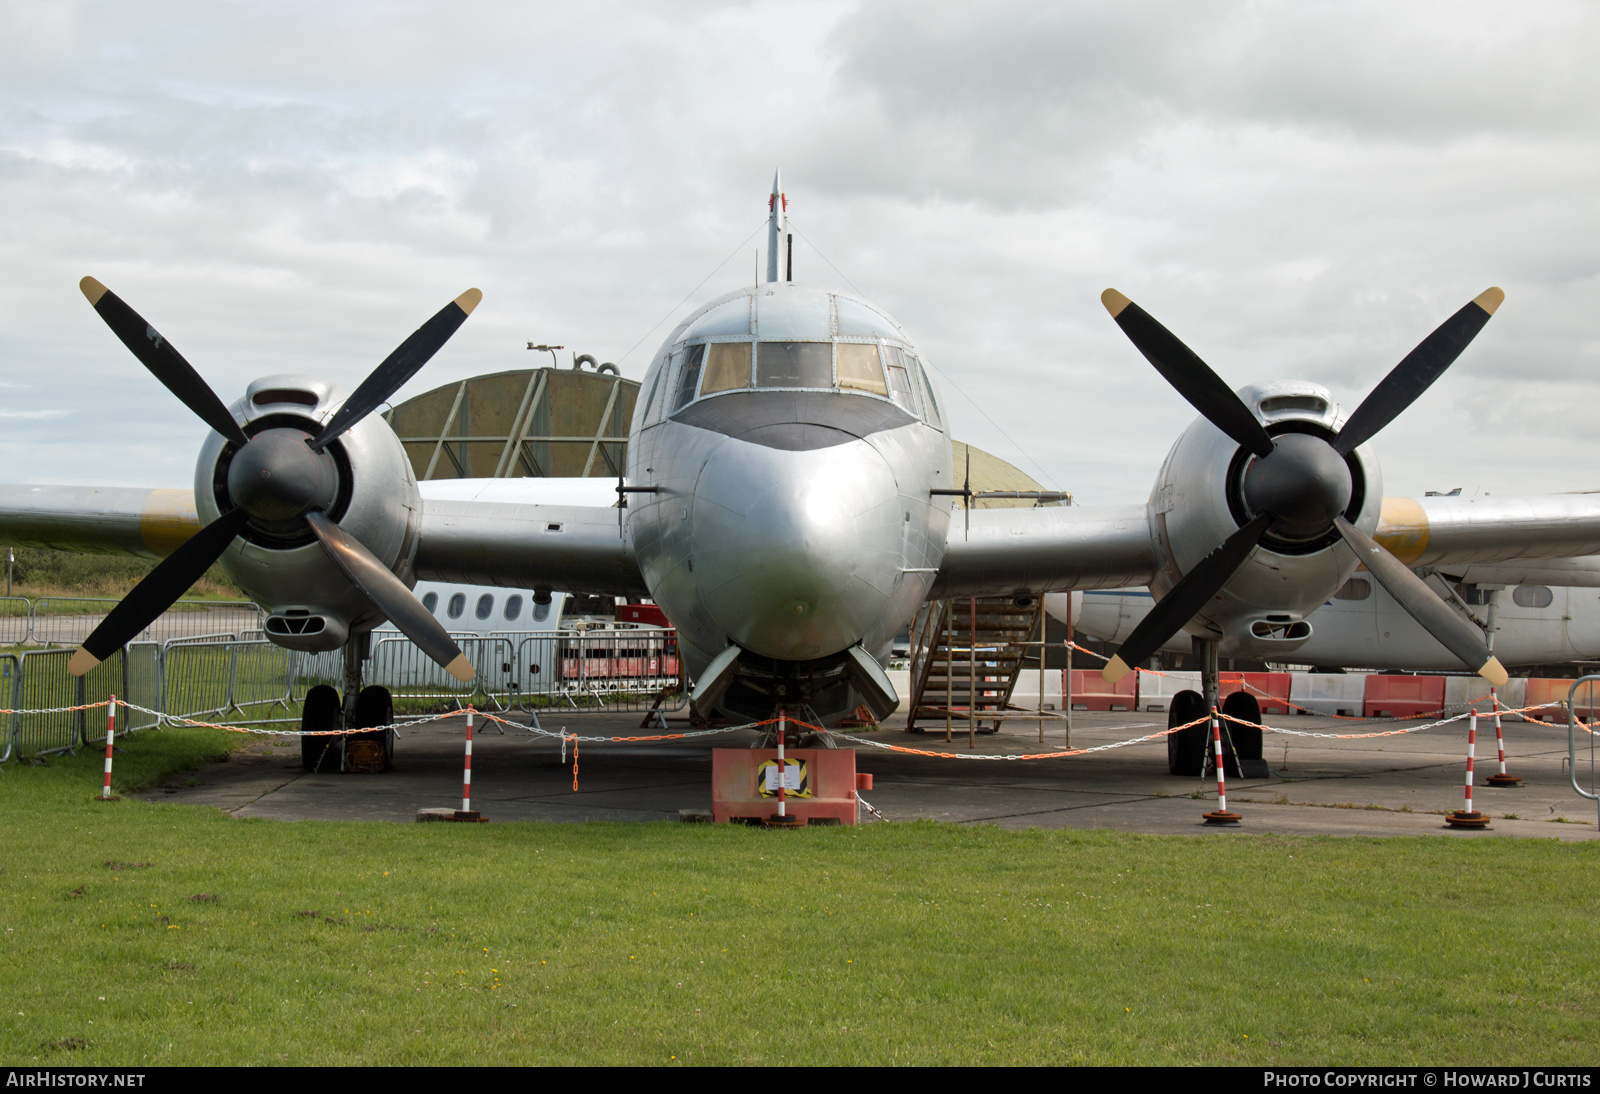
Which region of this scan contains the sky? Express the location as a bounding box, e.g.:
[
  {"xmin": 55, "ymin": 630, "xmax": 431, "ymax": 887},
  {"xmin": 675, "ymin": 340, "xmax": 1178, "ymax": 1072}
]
[{"xmin": 2, "ymin": 0, "xmax": 1598, "ymax": 505}]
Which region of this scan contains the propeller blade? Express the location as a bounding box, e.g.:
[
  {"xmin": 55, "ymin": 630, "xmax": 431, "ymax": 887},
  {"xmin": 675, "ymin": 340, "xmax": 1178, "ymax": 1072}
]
[
  {"xmin": 1102, "ymin": 289, "xmax": 1274, "ymax": 458},
  {"xmin": 309, "ymin": 288, "xmax": 482, "ymax": 452},
  {"xmin": 1333, "ymin": 288, "xmax": 1503, "ymax": 456},
  {"xmin": 303, "ymin": 510, "xmax": 473, "ymax": 681},
  {"xmin": 68, "ymin": 507, "xmax": 250, "ymax": 675},
  {"xmin": 79, "ymin": 277, "xmax": 250, "ymax": 449},
  {"xmin": 1333, "ymin": 517, "xmax": 1506, "ymax": 685},
  {"xmin": 1103, "ymin": 513, "xmax": 1271, "ymax": 683}
]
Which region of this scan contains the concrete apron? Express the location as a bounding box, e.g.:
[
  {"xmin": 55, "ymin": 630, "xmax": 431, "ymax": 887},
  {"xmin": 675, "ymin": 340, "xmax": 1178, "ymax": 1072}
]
[{"xmin": 134, "ymin": 709, "xmax": 1600, "ymax": 839}]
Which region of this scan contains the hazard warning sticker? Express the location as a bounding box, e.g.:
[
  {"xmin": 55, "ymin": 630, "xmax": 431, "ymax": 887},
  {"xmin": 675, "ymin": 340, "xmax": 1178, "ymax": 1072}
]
[{"xmin": 756, "ymin": 758, "xmax": 811, "ymax": 798}]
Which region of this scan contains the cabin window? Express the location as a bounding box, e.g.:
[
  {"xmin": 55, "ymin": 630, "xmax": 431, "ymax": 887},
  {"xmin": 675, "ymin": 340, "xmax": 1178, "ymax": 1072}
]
[
  {"xmin": 836, "ymin": 343, "xmax": 888, "ymax": 395},
  {"xmin": 672, "ymin": 344, "xmax": 705, "ymax": 411},
  {"xmin": 475, "ymin": 594, "xmax": 494, "ymax": 620},
  {"xmin": 533, "ymin": 599, "xmax": 552, "ymax": 623},
  {"xmin": 504, "ymin": 594, "xmax": 524, "ymax": 621},
  {"xmin": 447, "ymin": 593, "xmax": 466, "ymax": 619},
  {"xmin": 1334, "ymin": 577, "xmax": 1372, "ymax": 601},
  {"xmin": 422, "ymin": 591, "xmax": 439, "ymax": 614},
  {"xmin": 1513, "ymin": 585, "xmax": 1554, "ymax": 609},
  {"xmin": 700, "ymin": 343, "xmax": 752, "ymax": 394},
  {"xmin": 755, "ymin": 341, "xmax": 831, "ymax": 388}
]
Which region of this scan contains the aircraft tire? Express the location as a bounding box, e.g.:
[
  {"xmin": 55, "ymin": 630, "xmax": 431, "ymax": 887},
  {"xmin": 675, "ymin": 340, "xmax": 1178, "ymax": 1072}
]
[
  {"xmin": 300, "ymin": 684, "xmax": 342, "ymax": 773},
  {"xmin": 1221, "ymin": 690, "xmax": 1264, "ymax": 778},
  {"xmin": 1167, "ymin": 690, "xmax": 1209, "ymax": 776},
  {"xmin": 351, "ymin": 686, "xmax": 396, "ymax": 772}
]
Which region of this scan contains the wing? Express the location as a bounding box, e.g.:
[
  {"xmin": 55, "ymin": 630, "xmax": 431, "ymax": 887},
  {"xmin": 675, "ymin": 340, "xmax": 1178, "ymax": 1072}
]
[
  {"xmin": 413, "ymin": 478, "xmax": 647, "ymax": 596},
  {"xmin": 0, "ymin": 478, "xmax": 649, "ymax": 598},
  {"xmin": 0, "ymin": 484, "xmax": 199, "ymax": 558},
  {"xmin": 933, "ymin": 492, "xmax": 1600, "ymax": 600},
  {"xmin": 1373, "ymin": 495, "xmax": 1600, "ymax": 569},
  {"xmin": 930, "ymin": 504, "xmax": 1156, "ymax": 599}
]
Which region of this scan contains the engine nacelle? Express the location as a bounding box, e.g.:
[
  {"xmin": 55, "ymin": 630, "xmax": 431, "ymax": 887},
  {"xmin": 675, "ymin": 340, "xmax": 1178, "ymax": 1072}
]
[
  {"xmin": 1148, "ymin": 380, "xmax": 1384, "ymax": 659},
  {"xmin": 193, "ymin": 374, "xmax": 422, "ymax": 651}
]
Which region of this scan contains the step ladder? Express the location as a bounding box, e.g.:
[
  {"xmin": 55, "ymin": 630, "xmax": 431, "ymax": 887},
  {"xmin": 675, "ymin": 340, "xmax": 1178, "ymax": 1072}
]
[{"xmin": 905, "ymin": 596, "xmax": 1043, "ymax": 734}]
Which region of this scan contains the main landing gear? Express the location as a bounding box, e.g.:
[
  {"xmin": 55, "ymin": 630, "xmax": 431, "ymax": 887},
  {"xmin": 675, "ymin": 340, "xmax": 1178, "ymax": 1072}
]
[
  {"xmin": 1164, "ymin": 636, "xmax": 1267, "ymax": 778},
  {"xmin": 300, "ymin": 635, "xmax": 394, "ymax": 773}
]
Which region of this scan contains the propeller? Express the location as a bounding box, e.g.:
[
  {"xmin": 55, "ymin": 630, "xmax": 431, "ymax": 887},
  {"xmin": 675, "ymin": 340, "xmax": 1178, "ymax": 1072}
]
[
  {"xmin": 68, "ymin": 278, "xmax": 482, "ymax": 681},
  {"xmin": 1101, "ymin": 286, "xmax": 1507, "ymax": 687}
]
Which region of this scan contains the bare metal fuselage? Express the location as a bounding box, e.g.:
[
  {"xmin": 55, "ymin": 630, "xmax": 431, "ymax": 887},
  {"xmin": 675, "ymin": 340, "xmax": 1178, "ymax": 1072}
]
[{"xmin": 625, "ymin": 283, "xmax": 953, "ymax": 720}]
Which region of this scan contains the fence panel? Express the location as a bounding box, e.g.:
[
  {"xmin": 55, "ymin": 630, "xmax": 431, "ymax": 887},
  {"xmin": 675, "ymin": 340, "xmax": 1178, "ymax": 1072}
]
[
  {"xmin": 518, "ymin": 629, "xmax": 685, "ymax": 714},
  {"xmin": 14, "ymin": 648, "xmax": 84, "ymax": 756},
  {"xmin": 162, "ymin": 640, "xmax": 239, "ymax": 721},
  {"xmin": 0, "ymin": 598, "xmax": 30, "ymax": 644},
  {"xmin": 125, "ymin": 643, "xmax": 162, "ymax": 732},
  {"xmin": 0, "ymin": 655, "xmax": 16, "ymax": 762}
]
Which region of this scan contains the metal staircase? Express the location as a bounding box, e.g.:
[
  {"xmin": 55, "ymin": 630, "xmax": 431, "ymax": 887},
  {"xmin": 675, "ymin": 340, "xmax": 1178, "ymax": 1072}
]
[{"xmin": 905, "ymin": 596, "xmax": 1044, "ymax": 733}]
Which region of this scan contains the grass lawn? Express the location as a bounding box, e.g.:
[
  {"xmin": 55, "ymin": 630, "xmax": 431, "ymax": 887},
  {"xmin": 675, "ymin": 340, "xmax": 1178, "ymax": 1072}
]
[{"xmin": 1, "ymin": 728, "xmax": 1597, "ymax": 1066}]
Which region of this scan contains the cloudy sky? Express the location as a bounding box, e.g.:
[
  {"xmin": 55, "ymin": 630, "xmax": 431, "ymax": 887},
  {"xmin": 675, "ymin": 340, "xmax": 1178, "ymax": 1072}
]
[{"xmin": 2, "ymin": 0, "xmax": 1598, "ymax": 505}]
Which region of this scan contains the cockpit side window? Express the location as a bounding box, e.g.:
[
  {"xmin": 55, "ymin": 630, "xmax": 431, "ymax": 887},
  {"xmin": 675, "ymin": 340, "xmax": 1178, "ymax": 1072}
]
[
  {"xmin": 836, "ymin": 343, "xmax": 888, "ymax": 395},
  {"xmin": 641, "ymin": 363, "xmax": 666, "ymax": 425},
  {"xmin": 881, "ymin": 346, "xmax": 921, "ymax": 416},
  {"xmin": 756, "ymin": 341, "xmax": 832, "ymax": 388},
  {"xmin": 913, "ymin": 357, "xmax": 944, "ymax": 429},
  {"xmin": 700, "ymin": 343, "xmax": 752, "ymax": 395},
  {"xmin": 672, "ymin": 344, "xmax": 706, "ymax": 412}
]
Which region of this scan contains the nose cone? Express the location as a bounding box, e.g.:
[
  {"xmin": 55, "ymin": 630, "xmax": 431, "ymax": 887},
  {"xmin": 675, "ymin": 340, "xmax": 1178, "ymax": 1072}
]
[{"xmin": 691, "ymin": 437, "xmax": 903, "ymax": 661}]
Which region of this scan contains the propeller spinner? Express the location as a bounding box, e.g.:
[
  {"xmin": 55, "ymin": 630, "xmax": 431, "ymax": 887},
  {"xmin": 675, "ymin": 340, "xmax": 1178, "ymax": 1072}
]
[
  {"xmin": 1101, "ymin": 286, "xmax": 1507, "ymax": 687},
  {"xmin": 68, "ymin": 277, "xmax": 481, "ymax": 681}
]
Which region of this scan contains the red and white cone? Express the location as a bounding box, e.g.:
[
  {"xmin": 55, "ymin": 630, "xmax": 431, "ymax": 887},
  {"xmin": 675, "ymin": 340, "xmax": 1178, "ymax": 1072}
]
[
  {"xmin": 1202, "ymin": 708, "xmax": 1242, "ymax": 825},
  {"xmin": 1485, "ymin": 688, "xmax": 1522, "ymax": 787},
  {"xmin": 1446, "ymin": 710, "xmax": 1491, "ymax": 828}
]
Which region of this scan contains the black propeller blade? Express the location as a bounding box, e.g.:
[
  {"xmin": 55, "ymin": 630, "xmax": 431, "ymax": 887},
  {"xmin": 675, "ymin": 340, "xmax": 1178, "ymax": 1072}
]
[
  {"xmin": 68, "ymin": 507, "xmax": 250, "ymax": 675},
  {"xmin": 305, "ymin": 511, "xmax": 472, "ymax": 682},
  {"xmin": 1334, "ymin": 517, "xmax": 1507, "ymax": 686},
  {"xmin": 1332, "ymin": 288, "xmax": 1504, "ymax": 456},
  {"xmin": 1101, "ymin": 286, "xmax": 1506, "ymax": 684},
  {"xmin": 72, "ymin": 278, "xmax": 482, "ymax": 680},
  {"xmin": 1101, "ymin": 289, "xmax": 1273, "ymax": 458},
  {"xmin": 79, "ymin": 277, "xmax": 250, "ymax": 449},
  {"xmin": 309, "ymin": 288, "xmax": 482, "ymax": 452},
  {"xmin": 1103, "ymin": 514, "xmax": 1270, "ymax": 683}
]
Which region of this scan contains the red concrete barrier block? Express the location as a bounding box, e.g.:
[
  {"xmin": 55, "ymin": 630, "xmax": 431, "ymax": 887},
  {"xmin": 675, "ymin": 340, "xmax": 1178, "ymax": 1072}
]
[
  {"xmin": 1220, "ymin": 672, "xmax": 1292, "ymax": 714},
  {"xmin": 1065, "ymin": 669, "xmax": 1139, "ymax": 711},
  {"xmin": 1363, "ymin": 674, "xmax": 1446, "ymax": 718},
  {"xmin": 712, "ymin": 748, "xmax": 858, "ymax": 825},
  {"xmin": 1523, "ymin": 677, "xmax": 1600, "ymax": 718}
]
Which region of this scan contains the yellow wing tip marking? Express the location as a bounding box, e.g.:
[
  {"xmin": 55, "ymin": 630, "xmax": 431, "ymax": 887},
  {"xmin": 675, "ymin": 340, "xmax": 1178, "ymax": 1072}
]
[
  {"xmin": 454, "ymin": 288, "xmax": 483, "ymax": 316},
  {"xmin": 1101, "ymin": 288, "xmax": 1132, "ymax": 319},
  {"xmin": 79, "ymin": 276, "xmax": 108, "ymax": 306},
  {"xmin": 1473, "ymin": 287, "xmax": 1505, "ymax": 316},
  {"xmin": 446, "ymin": 654, "xmax": 475, "ymax": 683},
  {"xmin": 68, "ymin": 647, "xmax": 101, "ymax": 677},
  {"xmin": 1102, "ymin": 655, "xmax": 1131, "ymax": 684},
  {"xmin": 1478, "ymin": 657, "xmax": 1508, "ymax": 688}
]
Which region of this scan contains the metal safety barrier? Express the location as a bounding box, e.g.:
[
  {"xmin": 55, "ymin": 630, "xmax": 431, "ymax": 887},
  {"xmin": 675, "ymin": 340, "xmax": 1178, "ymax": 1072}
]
[{"xmin": 0, "ymin": 626, "xmax": 689, "ymax": 760}]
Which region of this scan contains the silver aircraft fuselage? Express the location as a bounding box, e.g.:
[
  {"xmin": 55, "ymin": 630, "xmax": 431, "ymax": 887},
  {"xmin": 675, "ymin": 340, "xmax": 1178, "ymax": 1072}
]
[{"xmin": 624, "ymin": 282, "xmax": 953, "ymax": 719}]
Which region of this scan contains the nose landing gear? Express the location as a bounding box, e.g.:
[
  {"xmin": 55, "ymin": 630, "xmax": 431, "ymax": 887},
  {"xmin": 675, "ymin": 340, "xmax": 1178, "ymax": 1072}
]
[{"xmin": 298, "ymin": 637, "xmax": 394, "ymax": 773}]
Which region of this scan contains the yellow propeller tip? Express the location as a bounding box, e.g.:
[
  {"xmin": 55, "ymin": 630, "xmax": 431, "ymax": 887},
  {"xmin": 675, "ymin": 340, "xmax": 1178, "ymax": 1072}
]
[
  {"xmin": 1101, "ymin": 288, "xmax": 1132, "ymax": 319},
  {"xmin": 1478, "ymin": 656, "xmax": 1508, "ymax": 688},
  {"xmin": 1102, "ymin": 655, "xmax": 1131, "ymax": 684},
  {"xmin": 1473, "ymin": 287, "xmax": 1505, "ymax": 316},
  {"xmin": 446, "ymin": 653, "xmax": 475, "ymax": 683},
  {"xmin": 79, "ymin": 277, "xmax": 108, "ymax": 306},
  {"xmin": 454, "ymin": 288, "xmax": 483, "ymax": 315},
  {"xmin": 68, "ymin": 647, "xmax": 100, "ymax": 676}
]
